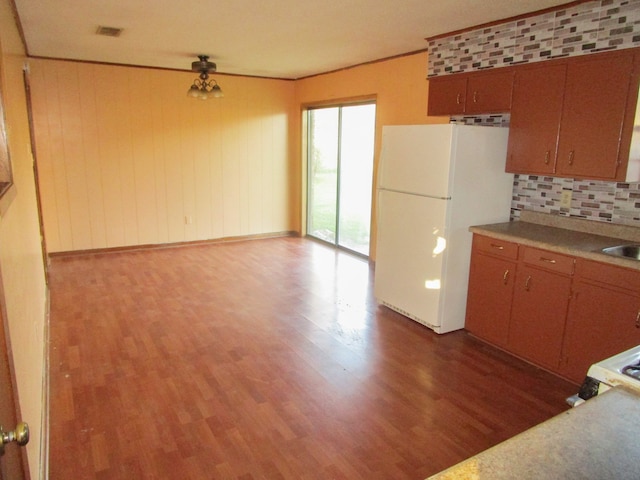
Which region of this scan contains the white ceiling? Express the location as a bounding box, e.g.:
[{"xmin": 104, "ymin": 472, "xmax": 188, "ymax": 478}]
[{"xmin": 13, "ymin": 0, "xmax": 571, "ymax": 79}]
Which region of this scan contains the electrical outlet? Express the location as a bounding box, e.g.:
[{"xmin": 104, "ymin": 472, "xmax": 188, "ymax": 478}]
[
  {"xmin": 184, "ymin": 215, "xmax": 193, "ymax": 225},
  {"xmin": 560, "ymin": 190, "xmax": 572, "ymax": 209}
]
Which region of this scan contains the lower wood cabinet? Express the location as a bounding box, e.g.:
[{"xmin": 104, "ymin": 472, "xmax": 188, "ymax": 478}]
[
  {"xmin": 466, "ymin": 235, "xmax": 518, "ymax": 347},
  {"xmin": 508, "ymin": 254, "xmax": 573, "ymax": 371},
  {"xmin": 560, "ymin": 259, "xmax": 640, "ymax": 383},
  {"xmin": 466, "ymin": 234, "xmax": 640, "ymax": 384}
]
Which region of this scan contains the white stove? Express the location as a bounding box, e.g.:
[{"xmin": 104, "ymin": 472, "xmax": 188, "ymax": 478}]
[{"xmin": 570, "ymin": 345, "xmax": 640, "ymax": 406}]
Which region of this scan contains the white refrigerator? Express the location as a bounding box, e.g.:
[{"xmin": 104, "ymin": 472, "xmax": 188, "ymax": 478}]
[{"xmin": 374, "ymin": 124, "xmax": 514, "ymax": 334}]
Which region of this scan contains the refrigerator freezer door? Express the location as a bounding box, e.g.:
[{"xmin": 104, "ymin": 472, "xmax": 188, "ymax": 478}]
[
  {"xmin": 374, "ymin": 190, "xmax": 448, "ymax": 330},
  {"xmin": 447, "ymin": 125, "xmax": 512, "ymax": 227},
  {"xmin": 378, "ymin": 125, "xmax": 454, "ymax": 198}
]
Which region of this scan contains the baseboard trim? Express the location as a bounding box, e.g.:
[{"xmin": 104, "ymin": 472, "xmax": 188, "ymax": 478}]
[{"xmin": 48, "ymin": 231, "xmax": 299, "ymax": 258}]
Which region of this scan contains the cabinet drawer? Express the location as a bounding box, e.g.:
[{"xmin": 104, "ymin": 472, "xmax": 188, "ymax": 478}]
[
  {"xmin": 473, "ymin": 235, "xmax": 518, "ymax": 260},
  {"xmin": 575, "ymin": 258, "xmax": 640, "ymax": 292},
  {"xmin": 522, "ymin": 247, "xmax": 575, "ymax": 275}
]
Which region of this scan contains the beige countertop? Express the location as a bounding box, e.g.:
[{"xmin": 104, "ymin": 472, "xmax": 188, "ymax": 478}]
[
  {"xmin": 427, "ymin": 387, "xmax": 640, "ymax": 479},
  {"xmin": 470, "ymin": 211, "xmax": 640, "ymax": 271}
]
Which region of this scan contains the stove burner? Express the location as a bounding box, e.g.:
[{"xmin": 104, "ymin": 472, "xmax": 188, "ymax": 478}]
[{"xmin": 621, "ymin": 362, "xmax": 640, "ymax": 380}]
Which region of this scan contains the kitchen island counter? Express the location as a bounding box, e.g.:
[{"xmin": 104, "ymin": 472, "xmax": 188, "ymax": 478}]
[{"xmin": 428, "ymin": 387, "xmax": 640, "ymax": 479}]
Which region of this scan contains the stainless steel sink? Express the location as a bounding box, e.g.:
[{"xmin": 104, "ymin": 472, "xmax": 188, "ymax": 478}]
[{"xmin": 601, "ymin": 244, "xmax": 640, "ymax": 260}]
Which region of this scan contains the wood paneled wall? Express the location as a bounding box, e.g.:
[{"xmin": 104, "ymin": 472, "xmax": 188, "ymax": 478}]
[
  {"xmin": 29, "ymin": 59, "xmax": 296, "ymax": 252},
  {"xmin": 29, "ymin": 53, "xmax": 441, "ymax": 255}
]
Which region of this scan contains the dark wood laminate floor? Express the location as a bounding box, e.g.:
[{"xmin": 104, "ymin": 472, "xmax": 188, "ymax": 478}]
[{"xmin": 48, "ymin": 237, "xmax": 576, "ymax": 479}]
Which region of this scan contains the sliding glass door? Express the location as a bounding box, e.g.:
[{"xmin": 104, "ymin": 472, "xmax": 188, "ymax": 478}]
[{"xmin": 307, "ymin": 103, "xmax": 375, "ymax": 256}]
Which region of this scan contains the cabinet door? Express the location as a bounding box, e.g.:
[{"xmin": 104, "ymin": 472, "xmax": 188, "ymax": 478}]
[
  {"xmin": 427, "ymin": 75, "xmax": 467, "ymax": 116},
  {"xmin": 557, "ymin": 51, "xmax": 635, "ymax": 179},
  {"xmin": 562, "ymin": 281, "xmax": 640, "ymax": 384},
  {"xmin": 506, "ymin": 63, "xmax": 566, "ymax": 174},
  {"xmin": 465, "ymin": 69, "xmax": 514, "ymax": 114},
  {"xmin": 465, "ymin": 252, "xmax": 516, "ymax": 347},
  {"xmin": 508, "ymin": 265, "xmax": 572, "ymax": 370}
]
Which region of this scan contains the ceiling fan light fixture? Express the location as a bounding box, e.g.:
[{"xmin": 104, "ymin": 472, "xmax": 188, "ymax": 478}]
[
  {"xmin": 187, "ymin": 55, "xmax": 223, "ymax": 100},
  {"xmin": 191, "ymin": 55, "xmax": 217, "ymax": 74}
]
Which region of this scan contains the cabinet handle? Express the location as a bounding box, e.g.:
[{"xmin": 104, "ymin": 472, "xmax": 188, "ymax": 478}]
[
  {"xmin": 490, "ymin": 243, "xmax": 504, "ymax": 250},
  {"xmin": 540, "ymin": 257, "xmax": 557, "ymax": 264},
  {"xmin": 544, "ymin": 151, "xmax": 550, "ymax": 165},
  {"xmin": 503, "ymin": 269, "xmax": 510, "ymax": 285},
  {"xmin": 636, "ymin": 311, "xmax": 640, "ymax": 329},
  {"xmin": 525, "ymin": 275, "xmax": 532, "ymax": 291},
  {"xmin": 568, "ymin": 150, "xmax": 575, "ymax": 166},
  {"xmin": 456, "ymin": 93, "xmax": 462, "ymax": 105},
  {"xmin": 473, "ymin": 91, "xmax": 478, "ymax": 103}
]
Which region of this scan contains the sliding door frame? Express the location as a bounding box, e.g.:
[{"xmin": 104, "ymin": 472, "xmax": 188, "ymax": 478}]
[{"xmin": 304, "ymin": 99, "xmax": 376, "ymax": 257}]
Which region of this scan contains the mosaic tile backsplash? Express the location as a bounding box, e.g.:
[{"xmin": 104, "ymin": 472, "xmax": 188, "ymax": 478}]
[
  {"xmin": 427, "ymin": 0, "xmax": 640, "ymax": 77},
  {"xmin": 431, "ymin": 0, "xmax": 640, "ymax": 227},
  {"xmin": 449, "ymin": 114, "xmax": 510, "ymax": 127},
  {"xmin": 511, "ymin": 175, "xmax": 640, "ymax": 225}
]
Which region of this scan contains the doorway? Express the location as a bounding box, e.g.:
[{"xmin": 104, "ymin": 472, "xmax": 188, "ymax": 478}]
[{"xmin": 306, "ymin": 102, "xmax": 376, "ymax": 256}]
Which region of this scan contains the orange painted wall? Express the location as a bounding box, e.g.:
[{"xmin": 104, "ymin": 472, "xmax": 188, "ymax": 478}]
[
  {"xmin": 294, "ymin": 52, "xmax": 447, "ymax": 258},
  {"xmin": 29, "ymin": 59, "xmax": 297, "ymax": 252}
]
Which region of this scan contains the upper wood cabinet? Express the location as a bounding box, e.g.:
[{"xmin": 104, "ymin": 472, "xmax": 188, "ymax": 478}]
[
  {"xmin": 506, "ymin": 62, "xmax": 566, "ymax": 175},
  {"xmin": 429, "ymin": 48, "xmax": 640, "ymax": 181},
  {"xmin": 427, "ymin": 68, "xmax": 514, "ymax": 116},
  {"xmin": 505, "ymin": 48, "xmax": 640, "ymax": 181},
  {"xmin": 556, "ymin": 50, "xmax": 638, "ymax": 180},
  {"xmin": 427, "ymin": 75, "xmax": 467, "ymax": 115}
]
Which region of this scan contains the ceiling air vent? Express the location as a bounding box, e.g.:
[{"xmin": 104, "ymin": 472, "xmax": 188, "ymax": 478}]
[{"xmin": 96, "ymin": 26, "xmax": 123, "ymax": 37}]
